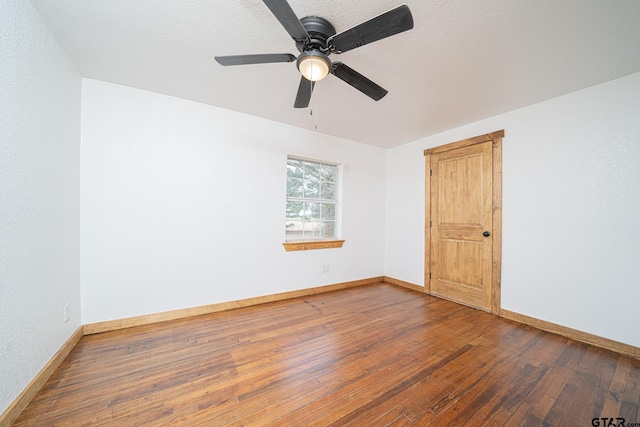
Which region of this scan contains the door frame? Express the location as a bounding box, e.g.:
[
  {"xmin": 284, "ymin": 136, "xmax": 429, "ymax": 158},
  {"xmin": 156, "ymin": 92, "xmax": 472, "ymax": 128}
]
[{"xmin": 424, "ymin": 130, "xmax": 504, "ymax": 315}]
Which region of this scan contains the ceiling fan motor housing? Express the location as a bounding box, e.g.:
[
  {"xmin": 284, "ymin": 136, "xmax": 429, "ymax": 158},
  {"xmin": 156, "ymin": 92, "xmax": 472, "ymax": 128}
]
[{"xmin": 296, "ymin": 16, "xmax": 336, "ymax": 54}]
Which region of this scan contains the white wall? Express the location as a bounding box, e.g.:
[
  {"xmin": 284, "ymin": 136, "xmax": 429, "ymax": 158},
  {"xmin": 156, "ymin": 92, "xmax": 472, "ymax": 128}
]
[
  {"xmin": 385, "ymin": 72, "xmax": 640, "ymax": 347},
  {"xmin": 0, "ymin": 0, "xmax": 81, "ymax": 415},
  {"xmin": 80, "ymin": 79, "xmax": 386, "ymax": 324}
]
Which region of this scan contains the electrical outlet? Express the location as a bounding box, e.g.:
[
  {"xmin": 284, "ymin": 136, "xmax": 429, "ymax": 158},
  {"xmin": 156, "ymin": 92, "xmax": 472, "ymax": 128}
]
[
  {"xmin": 64, "ymin": 303, "xmax": 70, "ymax": 323},
  {"xmin": 321, "ymin": 264, "xmax": 330, "ymax": 273}
]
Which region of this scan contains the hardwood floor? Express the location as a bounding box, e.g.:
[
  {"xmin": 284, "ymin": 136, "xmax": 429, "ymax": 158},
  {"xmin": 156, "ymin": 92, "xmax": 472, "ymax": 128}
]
[{"xmin": 14, "ymin": 284, "xmax": 640, "ymax": 426}]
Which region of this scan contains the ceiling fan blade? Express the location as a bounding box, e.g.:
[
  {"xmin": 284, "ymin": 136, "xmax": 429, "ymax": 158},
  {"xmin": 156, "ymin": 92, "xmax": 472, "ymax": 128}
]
[
  {"xmin": 328, "ymin": 4, "xmax": 413, "ymax": 53},
  {"xmin": 215, "ymin": 53, "xmax": 296, "ymax": 66},
  {"xmin": 331, "ymin": 62, "xmax": 388, "ymax": 101},
  {"xmin": 294, "ymin": 76, "xmax": 315, "ymax": 108},
  {"xmin": 263, "ymin": 0, "xmax": 309, "ymax": 43}
]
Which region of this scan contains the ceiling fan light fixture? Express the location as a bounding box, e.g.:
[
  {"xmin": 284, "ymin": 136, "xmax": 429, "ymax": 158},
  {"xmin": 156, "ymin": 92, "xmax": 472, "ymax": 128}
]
[{"xmin": 297, "ymin": 51, "xmax": 331, "ymax": 82}]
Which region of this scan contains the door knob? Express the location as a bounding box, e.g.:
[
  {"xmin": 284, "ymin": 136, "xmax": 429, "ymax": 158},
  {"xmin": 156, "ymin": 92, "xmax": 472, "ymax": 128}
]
[{"xmin": 483, "ymin": 231, "xmax": 491, "ymax": 237}]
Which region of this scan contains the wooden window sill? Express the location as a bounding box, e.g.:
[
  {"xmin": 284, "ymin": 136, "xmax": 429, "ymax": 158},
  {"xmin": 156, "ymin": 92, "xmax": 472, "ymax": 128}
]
[{"xmin": 282, "ymin": 240, "xmax": 345, "ymax": 251}]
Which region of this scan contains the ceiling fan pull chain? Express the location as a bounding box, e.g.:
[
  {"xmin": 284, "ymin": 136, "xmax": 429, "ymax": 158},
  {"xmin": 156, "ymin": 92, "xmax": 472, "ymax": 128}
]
[{"xmin": 313, "ymin": 81, "xmax": 319, "ymax": 130}]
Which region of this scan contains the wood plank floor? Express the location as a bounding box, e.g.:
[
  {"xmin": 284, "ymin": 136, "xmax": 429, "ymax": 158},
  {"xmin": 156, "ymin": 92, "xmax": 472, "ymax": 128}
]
[{"xmin": 14, "ymin": 284, "xmax": 640, "ymax": 426}]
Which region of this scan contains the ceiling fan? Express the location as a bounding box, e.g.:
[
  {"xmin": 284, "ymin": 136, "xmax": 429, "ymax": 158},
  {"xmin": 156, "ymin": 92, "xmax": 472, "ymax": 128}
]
[{"xmin": 215, "ymin": 0, "xmax": 414, "ymax": 108}]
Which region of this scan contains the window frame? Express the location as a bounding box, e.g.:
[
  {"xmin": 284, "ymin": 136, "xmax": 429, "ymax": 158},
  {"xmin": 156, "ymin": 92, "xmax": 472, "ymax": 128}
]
[{"xmin": 283, "ymin": 156, "xmax": 344, "ymax": 251}]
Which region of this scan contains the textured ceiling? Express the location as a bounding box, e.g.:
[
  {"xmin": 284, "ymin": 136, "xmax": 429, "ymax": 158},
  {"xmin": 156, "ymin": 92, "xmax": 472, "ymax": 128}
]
[{"xmin": 29, "ymin": 0, "xmax": 640, "ymax": 148}]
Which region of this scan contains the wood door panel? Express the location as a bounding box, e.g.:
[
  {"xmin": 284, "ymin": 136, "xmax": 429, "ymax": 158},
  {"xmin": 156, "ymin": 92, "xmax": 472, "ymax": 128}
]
[
  {"xmin": 436, "ymin": 239, "xmax": 483, "ymax": 288},
  {"xmin": 438, "ymin": 152, "xmax": 485, "ymax": 226}
]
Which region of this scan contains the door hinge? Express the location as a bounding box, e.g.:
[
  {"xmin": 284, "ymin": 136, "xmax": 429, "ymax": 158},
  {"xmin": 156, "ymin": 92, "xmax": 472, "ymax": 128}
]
[
  {"xmin": 430, "ymin": 220, "xmax": 432, "ymax": 227},
  {"xmin": 430, "ymin": 169, "xmax": 433, "ymax": 176},
  {"xmin": 429, "ymin": 272, "xmax": 432, "ymax": 279}
]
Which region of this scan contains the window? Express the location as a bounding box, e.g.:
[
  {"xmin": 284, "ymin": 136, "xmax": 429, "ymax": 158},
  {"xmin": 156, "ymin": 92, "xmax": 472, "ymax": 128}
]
[{"xmin": 285, "ymin": 157, "xmax": 340, "ymax": 243}]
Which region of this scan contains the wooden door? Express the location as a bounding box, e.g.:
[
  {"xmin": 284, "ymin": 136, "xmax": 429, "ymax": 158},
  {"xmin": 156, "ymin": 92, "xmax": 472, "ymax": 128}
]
[{"xmin": 424, "ymin": 131, "xmax": 503, "ymax": 313}]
